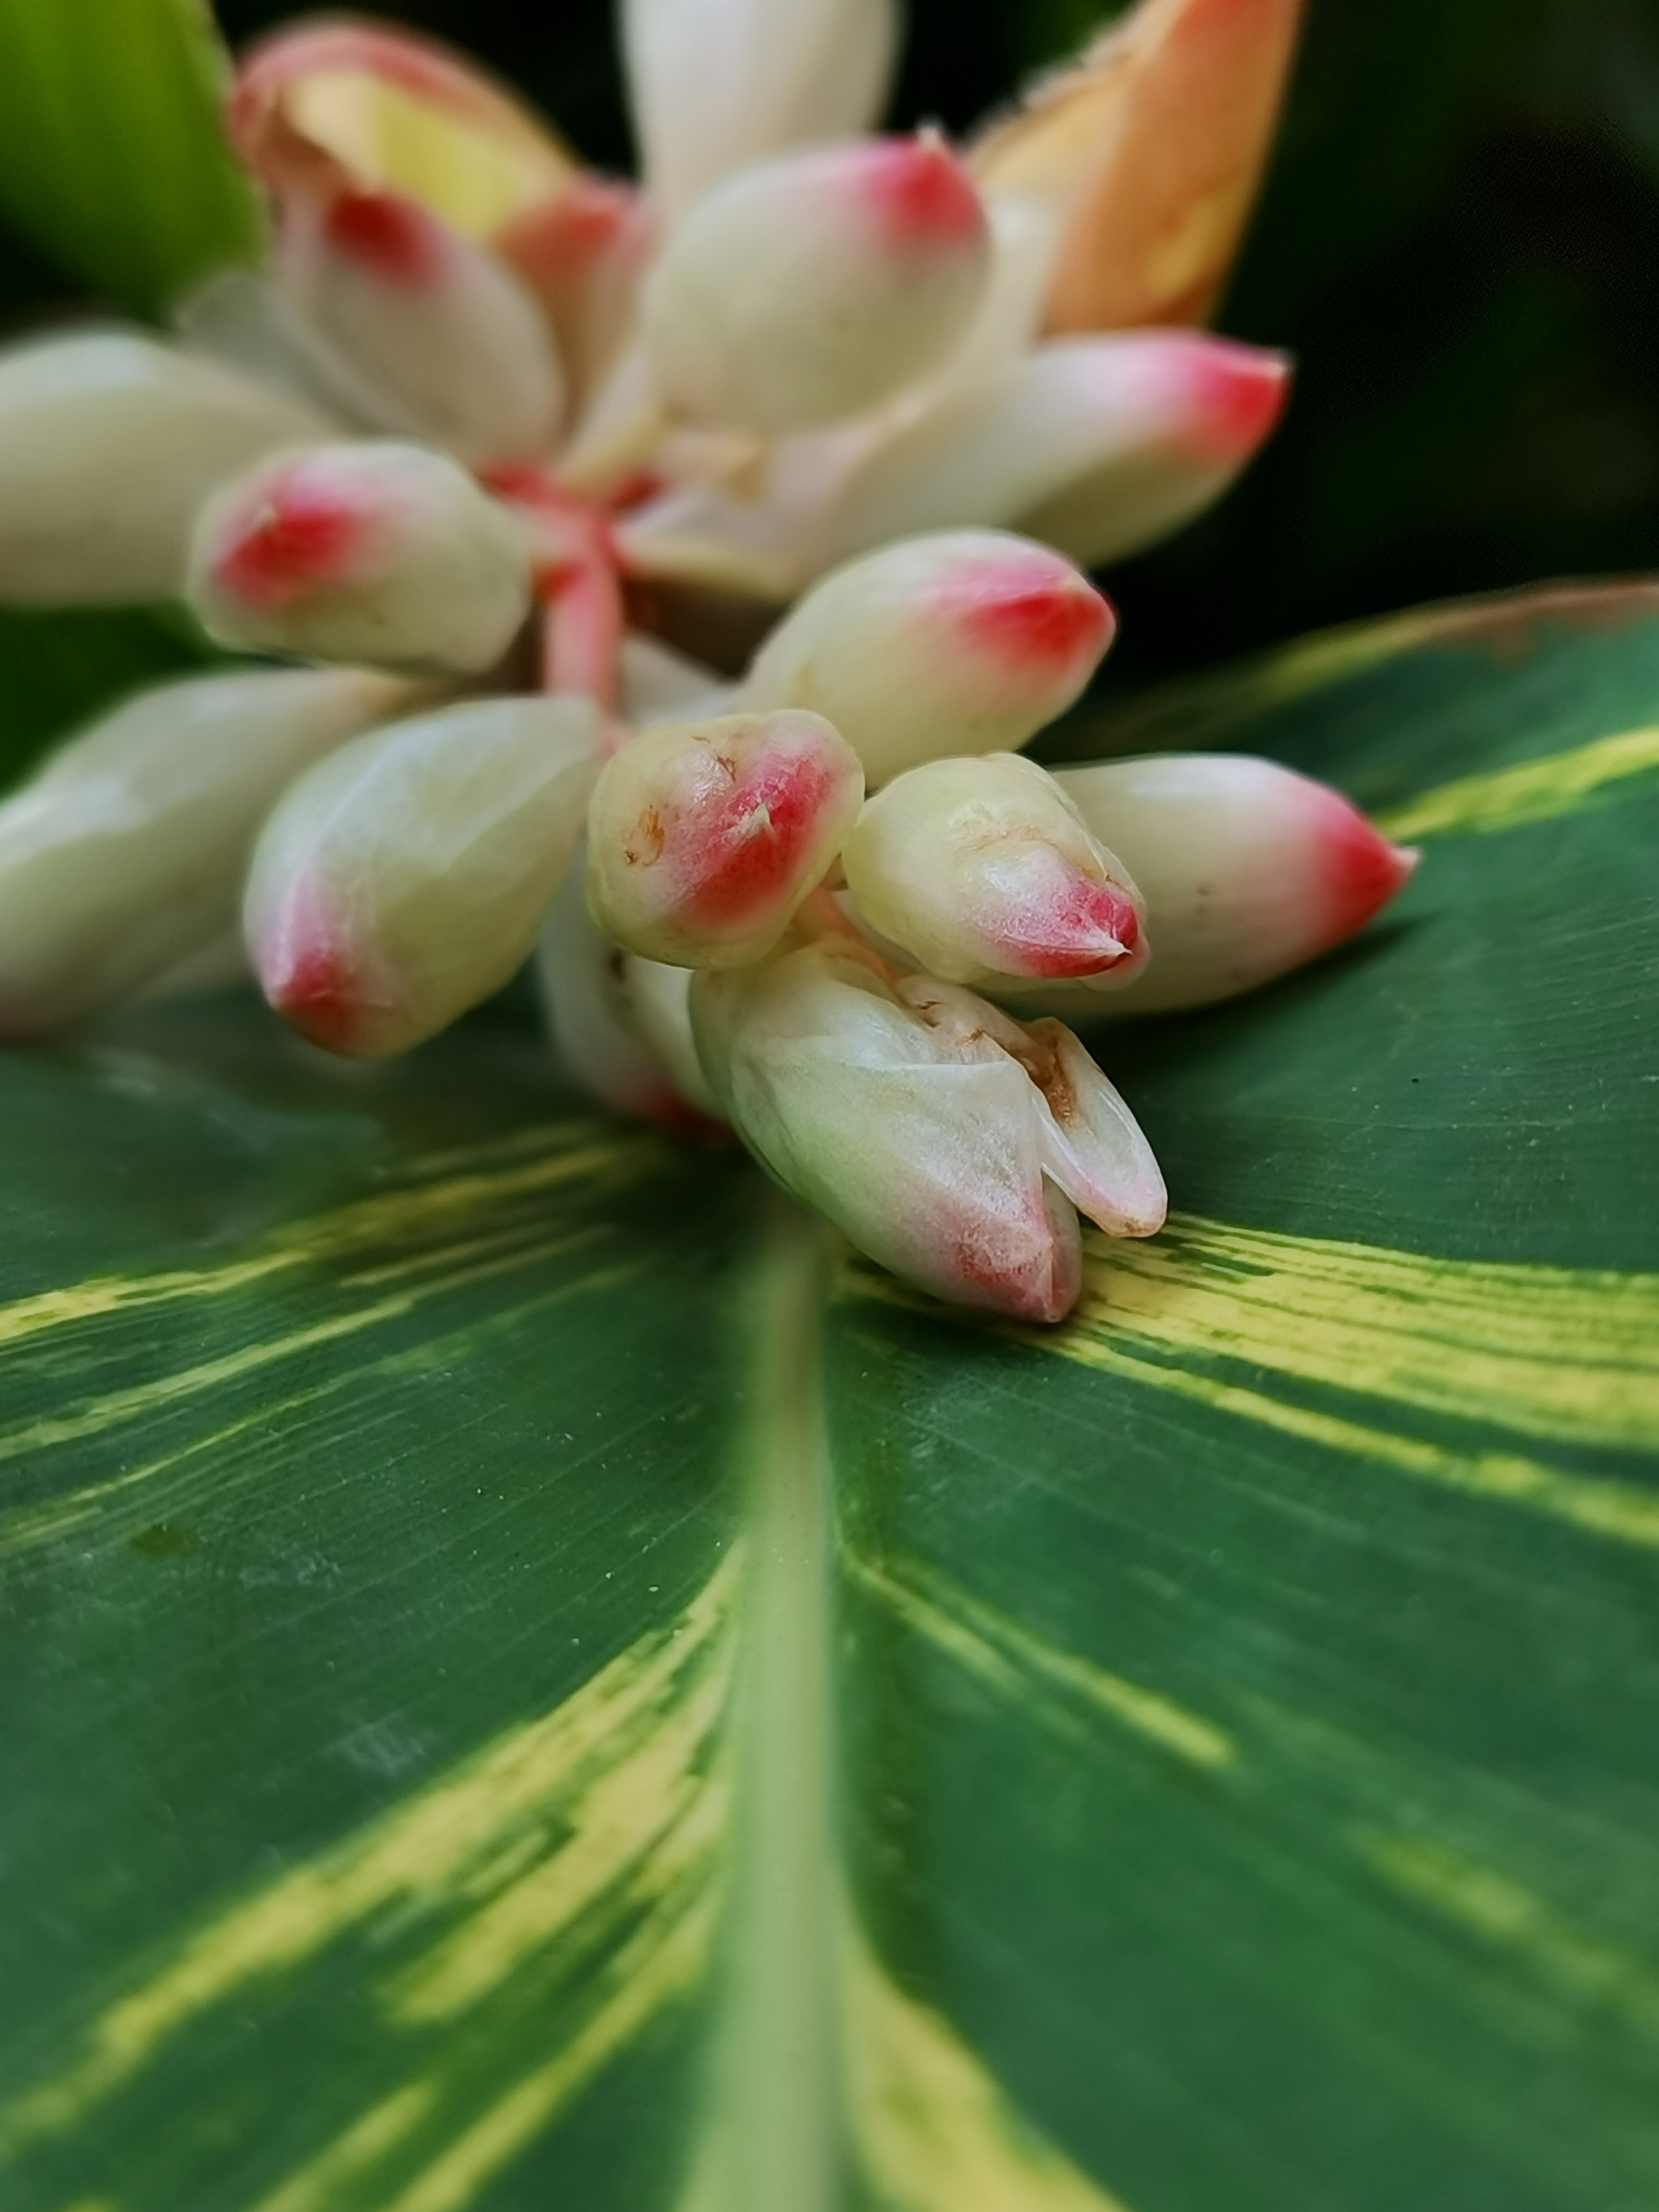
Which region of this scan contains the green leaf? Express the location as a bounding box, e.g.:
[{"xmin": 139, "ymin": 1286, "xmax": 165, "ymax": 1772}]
[
  {"xmin": 0, "ymin": 0, "xmax": 263, "ymax": 317},
  {"xmin": 1, "ymin": 581, "xmax": 1657, "ymax": 2209}
]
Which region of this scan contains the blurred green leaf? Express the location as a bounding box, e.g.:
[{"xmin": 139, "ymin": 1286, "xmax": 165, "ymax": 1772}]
[
  {"xmin": 0, "ymin": 604, "xmax": 223, "ymax": 794},
  {"xmin": 0, "ymin": 0, "xmax": 263, "ymax": 318}
]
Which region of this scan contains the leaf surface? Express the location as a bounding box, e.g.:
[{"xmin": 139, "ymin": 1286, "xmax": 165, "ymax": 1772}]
[
  {"xmin": 0, "ymin": 0, "xmax": 262, "ymax": 316},
  {"xmin": 1, "ymin": 582, "xmax": 1657, "ymax": 2209}
]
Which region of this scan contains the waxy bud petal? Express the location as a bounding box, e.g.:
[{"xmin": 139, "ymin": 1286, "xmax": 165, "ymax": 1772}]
[
  {"xmin": 623, "ymin": 0, "xmax": 897, "ymax": 219},
  {"xmin": 973, "ymin": 0, "xmax": 1305, "ymax": 334},
  {"xmin": 0, "ymin": 332, "xmax": 325, "ymax": 606},
  {"xmin": 740, "ymin": 530, "xmax": 1113, "ymax": 784},
  {"xmin": 692, "ymin": 938, "xmax": 1163, "ymax": 1322},
  {"xmin": 587, "ymin": 709, "xmax": 864, "ymax": 966},
  {"xmin": 642, "ymin": 136, "xmax": 990, "ymax": 434},
  {"xmin": 537, "ymin": 862, "xmax": 710, "ymax": 1123},
  {"xmin": 495, "ymin": 180, "xmax": 656, "ymax": 418},
  {"xmin": 280, "ymin": 190, "xmax": 564, "ymax": 465},
  {"xmin": 621, "ymin": 955, "xmax": 724, "ymax": 1117},
  {"xmin": 825, "ymin": 333, "xmax": 1289, "ymax": 567},
  {"xmin": 246, "ymin": 694, "xmax": 601, "ymax": 1057},
  {"xmin": 187, "ymin": 441, "xmax": 532, "ymax": 673},
  {"xmin": 0, "ymin": 668, "xmax": 419, "ymax": 1034},
  {"xmin": 1031, "ymin": 754, "xmax": 1417, "ymax": 1013},
  {"xmin": 843, "ymin": 752, "xmax": 1147, "ymax": 989}
]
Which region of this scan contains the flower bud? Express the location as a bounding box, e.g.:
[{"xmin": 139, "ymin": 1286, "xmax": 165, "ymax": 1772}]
[
  {"xmin": 692, "ymin": 939, "xmax": 1165, "ymax": 1322},
  {"xmin": 245, "ymin": 694, "xmax": 601, "ymax": 1057},
  {"xmin": 621, "ymin": 954, "xmax": 724, "ymax": 1117},
  {"xmin": 739, "ymin": 530, "xmax": 1112, "ymax": 785},
  {"xmin": 973, "ymin": 0, "xmax": 1305, "ymax": 334},
  {"xmin": 0, "ymin": 668, "xmax": 419, "ymax": 1035},
  {"xmin": 1011, "ymin": 754, "xmax": 1417, "ymax": 1014},
  {"xmin": 843, "ymin": 752, "xmax": 1147, "ymax": 989},
  {"xmin": 279, "ymin": 189, "xmax": 564, "ymax": 465},
  {"xmin": 0, "ymin": 332, "xmax": 325, "ymax": 605},
  {"xmin": 824, "ymin": 332, "xmax": 1289, "ymax": 567},
  {"xmin": 187, "ymin": 441, "xmax": 532, "ymax": 673},
  {"xmin": 623, "ymin": 0, "xmax": 897, "ymax": 219},
  {"xmin": 536, "ymin": 861, "xmax": 709, "ymax": 1123},
  {"xmin": 586, "ymin": 709, "xmax": 864, "ymax": 966},
  {"xmin": 642, "ymin": 135, "xmax": 990, "ymax": 434},
  {"xmin": 494, "ymin": 180, "xmax": 656, "ymax": 417}
]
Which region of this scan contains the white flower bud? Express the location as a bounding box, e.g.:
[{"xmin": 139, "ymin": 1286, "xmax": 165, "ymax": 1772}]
[
  {"xmin": 0, "ymin": 332, "xmax": 326, "ymax": 606},
  {"xmin": 0, "ymin": 668, "xmax": 419, "ymax": 1034},
  {"xmin": 843, "ymin": 752, "xmax": 1147, "ymax": 990},
  {"xmin": 587, "ymin": 709, "xmax": 864, "ymax": 967},
  {"xmin": 642, "ymin": 135, "xmax": 990, "ymax": 434},
  {"xmin": 824, "ymin": 332, "xmax": 1290, "ymax": 567},
  {"xmin": 620, "ymin": 954, "xmax": 723, "ymax": 1117},
  {"xmin": 245, "ymin": 694, "xmax": 601, "ymax": 1057},
  {"xmin": 623, "ymin": 0, "xmax": 897, "ymax": 219},
  {"xmin": 692, "ymin": 938, "xmax": 1164, "ymax": 1321},
  {"xmin": 187, "ymin": 441, "xmax": 531, "ymax": 673},
  {"xmin": 536, "ymin": 860, "xmax": 708, "ymax": 1123},
  {"xmin": 1007, "ymin": 755, "xmax": 1418, "ymax": 1014},
  {"xmin": 279, "ymin": 189, "xmax": 564, "ymax": 465},
  {"xmin": 739, "ymin": 530, "xmax": 1113, "ymax": 785}
]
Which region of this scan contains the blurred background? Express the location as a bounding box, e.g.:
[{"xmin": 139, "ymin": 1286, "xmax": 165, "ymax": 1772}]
[{"xmin": 12, "ymin": 0, "xmax": 1659, "ymax": 688}]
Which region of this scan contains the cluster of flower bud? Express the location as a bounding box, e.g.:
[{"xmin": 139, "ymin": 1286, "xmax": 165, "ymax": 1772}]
[{"xmin": 0, "ymin": 0, "xmax": 1415, "ymax": 1326}]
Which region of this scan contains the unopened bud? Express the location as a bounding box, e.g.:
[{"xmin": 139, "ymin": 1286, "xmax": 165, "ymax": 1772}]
[
  {"xmin": 0, "ymin": 668, "xmax": 419, "ymax": 1034},
  {"xmin": 537, "ymin": 861, "xmax": 710, "ymax": 1123},
  {"xmin": 843, "ymin": 752, "xmax": 1147, "ymax": 989},
  {"xmin": 280, "ymin": 189, "xmax": 564, "ymax": 464},
  {"xmin": 587, "ymin": 709, "xmax": 864, "ymax": 966},
  {"xmin": 246, "ymin": 694, "xmax": 601, "ymax": 1056},
  {"xmin": 621, "ymin": 954, "xmax": 723, "ymax": 1117},
  {"xmin": 495, "ymin": 180, "xmax": 656, "ymax": 416},
  {"xmin": 623, "ymin": 0, "xmax": 898, "ymax": 220},
  {"xmin": 1024, "ymin": 754, "xmax": 1417, "ymax": 1013},
  {"xmin": 0, "ymin": 332, "xmax": 325, "ymax": 605},
  {"xmin": 642, "ymin": 135, "xmax": 990, "ymax": 434},
  {"xmin": 825, "ymin": 332, "xmax": 1289, "ymax": 567},
  {"xmin": 187, "ymin": 440, "xmax": 531, "ymax": 673},
  {"xmin": 692, "ymin": 939, "xmax": 1164, "ymax": 1322},
  {"xmin": 740, "ymin": 530, "xmax": 1112, "ymax": 785}
]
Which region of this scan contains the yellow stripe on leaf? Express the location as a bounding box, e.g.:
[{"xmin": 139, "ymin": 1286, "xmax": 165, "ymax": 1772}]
[{"xmin": 1379, "ymin": 722, "xmax": 1659, "ymax": 841}]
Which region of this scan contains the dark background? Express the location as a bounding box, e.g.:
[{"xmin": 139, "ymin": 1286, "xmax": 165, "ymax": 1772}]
[{"xmin": 32, "ymin": 0, "xmax": 1659, "ymax": 682}]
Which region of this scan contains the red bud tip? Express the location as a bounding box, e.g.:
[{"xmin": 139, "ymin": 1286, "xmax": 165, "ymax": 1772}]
[
  {"xmin": 1315, "ymin": 788, "xmax": 1419, "ymax": 946},
  {"xmin": 1173, "ymin": 340, "xmax": 1292, "ymax": 463},
  {"xmin": 942, "ymin": 559, "xmax": 1116, "ymax": 674},
  {"xmin": 260, "ymin": 904, "xmax": 366, "ymax": 1053},
  {"xmin": 210, "ymin": 466, "xmax": 368, "ymax": 611},
  {"xmin": 322, "ymin": 190, "xmax": 448, "ymax": 285},
  {"xmin": 947, "ymin": 1204, "xmax": 1080, "ymax": 1324},
  {"xmin": 861, "ymin": 132, "xmax": 986, "ymax": 249},
  {"xmin": 495, "ymin": 179, "xmax": 643, "ymax": 281},
  {"xmin": 996, "ymin": 876, "xmax": 1142, "ymax": 979},
  {"xmin": 666, "ymin": 750, "xmax": 842, "ymax": 931}
]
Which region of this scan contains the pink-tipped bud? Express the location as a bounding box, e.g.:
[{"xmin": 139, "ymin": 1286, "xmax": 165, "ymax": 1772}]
[
  {"xmin": 187, "ymin": 441, "xmax": 531, "ymax": 673},
  {"xmin": 843, "ymin": 752, "xmax": 1148, "ymax": 990},
  {"xmin": 587, "ymin": 709, "xmax": 864, "ymax": 966},
  {"xmin": 279, "ymin": 188, "xmax": 564, "ymax": 465},
  {"xmin": 1021, "ymin": 754, "xmax": 1417, "ymax": 1015},
  {"xmin": 641, "ymin": 134, "xmax": 990, "ymax": 434},
  {"xmin": 691, "ymin": 940, "xmax": 1165, "ymax": 1322},
  {"xmin": 740, "ymin": 529, "xmax": 1113, "ymax": 785},
  {"xmin": 0, "ymin": 332, "xmax": 326, "ymax": 606},
  {"xmin": 495, "ymin": 180, "xmax": 656, "ymax": 416},
  {"xmin": 825, "ymin": 332, "xmax": 1290, "ymax": 567},
  {"xmin": 246, "ymin": 694, "xmax": 601, "ymax": 1058},
  {"xmin": 0, "ymin": 668, "xmax": 420, "ymax": 1035}
]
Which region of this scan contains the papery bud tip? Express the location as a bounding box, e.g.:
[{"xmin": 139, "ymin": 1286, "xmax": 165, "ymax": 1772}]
[{"xmin": 1002, "ymin": 876, "xmax": 1142, "ymax": 978}]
